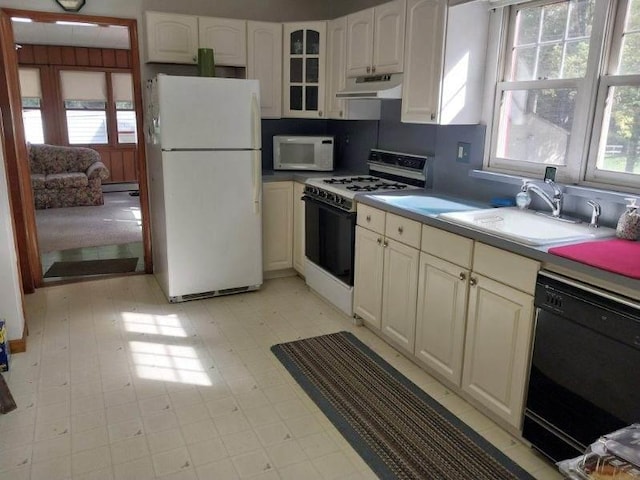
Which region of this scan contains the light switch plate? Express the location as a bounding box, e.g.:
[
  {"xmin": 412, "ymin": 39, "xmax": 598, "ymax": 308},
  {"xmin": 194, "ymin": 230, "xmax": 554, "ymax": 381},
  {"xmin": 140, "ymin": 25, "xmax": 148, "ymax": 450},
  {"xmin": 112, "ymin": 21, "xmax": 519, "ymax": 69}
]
[{"xmin": 456, "ymin": 142, "xmax": 470, "ymax": 163}]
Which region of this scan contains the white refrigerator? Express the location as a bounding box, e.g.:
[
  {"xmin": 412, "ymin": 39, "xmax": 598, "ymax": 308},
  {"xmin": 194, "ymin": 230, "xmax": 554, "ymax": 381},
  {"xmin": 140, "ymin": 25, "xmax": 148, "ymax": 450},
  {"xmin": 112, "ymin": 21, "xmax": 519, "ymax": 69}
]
[{"xmin": 146, "ymin": 75, "xmax": 263, "ymax": 302}]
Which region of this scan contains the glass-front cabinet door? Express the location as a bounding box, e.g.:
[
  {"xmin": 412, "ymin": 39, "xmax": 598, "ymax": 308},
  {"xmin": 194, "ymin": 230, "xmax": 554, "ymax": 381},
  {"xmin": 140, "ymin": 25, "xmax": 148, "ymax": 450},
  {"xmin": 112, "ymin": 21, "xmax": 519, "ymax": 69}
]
[{"xmin": 283, "ymin": 22, "xmax": 326, "ymax": 118}]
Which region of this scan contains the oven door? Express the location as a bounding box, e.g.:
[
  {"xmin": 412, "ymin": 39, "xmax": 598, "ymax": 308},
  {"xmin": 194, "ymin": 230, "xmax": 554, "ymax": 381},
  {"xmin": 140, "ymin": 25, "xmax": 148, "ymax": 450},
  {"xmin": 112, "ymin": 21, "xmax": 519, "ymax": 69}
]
[{"xmin": 303, "ymin": 196, "xmax": 356, "ymax": 286}]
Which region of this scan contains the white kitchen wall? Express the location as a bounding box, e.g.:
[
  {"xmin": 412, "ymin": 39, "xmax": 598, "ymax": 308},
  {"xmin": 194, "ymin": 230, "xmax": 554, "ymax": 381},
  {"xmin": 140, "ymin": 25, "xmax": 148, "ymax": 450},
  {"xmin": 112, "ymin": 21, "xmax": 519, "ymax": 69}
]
[{"xmin": 0, "ymin": 128, "xmax": 25, "ymax": 342}]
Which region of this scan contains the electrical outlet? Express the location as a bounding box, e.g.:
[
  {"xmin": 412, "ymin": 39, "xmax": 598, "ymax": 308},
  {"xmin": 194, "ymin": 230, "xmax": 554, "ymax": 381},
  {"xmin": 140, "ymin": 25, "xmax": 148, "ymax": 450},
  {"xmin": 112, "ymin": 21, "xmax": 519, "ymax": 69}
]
[{"xmin": 456, "ymin": 142, "xmax": 470, "ymax": 163}]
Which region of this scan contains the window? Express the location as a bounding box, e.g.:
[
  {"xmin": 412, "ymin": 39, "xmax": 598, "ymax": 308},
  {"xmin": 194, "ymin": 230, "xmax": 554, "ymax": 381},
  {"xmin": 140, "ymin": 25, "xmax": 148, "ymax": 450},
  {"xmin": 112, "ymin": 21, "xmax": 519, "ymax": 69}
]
[
  {"xmin": 18, "ymin": 68, "xmax": 45, "ymax": 144},
  {"xmin": 112, "ymin": 73, "xmax": 137, "ymax": 144},
  {"xmin": 489, "ymin": 0, "xmax": 640, "ymax": 189},
  {"xmin": 60, "ymin": 70, "xmax": 108, "ymax": 145}
]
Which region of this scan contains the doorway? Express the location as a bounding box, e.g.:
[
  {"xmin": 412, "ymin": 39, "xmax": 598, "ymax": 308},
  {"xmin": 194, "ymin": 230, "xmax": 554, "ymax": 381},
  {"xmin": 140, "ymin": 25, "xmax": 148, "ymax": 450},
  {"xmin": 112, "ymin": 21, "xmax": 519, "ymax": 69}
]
[{"xmin": 0, "ymin": 8, "xmax": 151, "ymax": 287}]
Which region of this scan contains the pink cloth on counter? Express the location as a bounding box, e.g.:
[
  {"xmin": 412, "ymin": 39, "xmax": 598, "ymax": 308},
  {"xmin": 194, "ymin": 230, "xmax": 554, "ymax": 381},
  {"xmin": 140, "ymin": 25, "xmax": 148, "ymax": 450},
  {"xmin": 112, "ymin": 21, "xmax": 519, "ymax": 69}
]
[{"xmin": 548, "ymin": 239, "xmax": 640, "ymax": 279}]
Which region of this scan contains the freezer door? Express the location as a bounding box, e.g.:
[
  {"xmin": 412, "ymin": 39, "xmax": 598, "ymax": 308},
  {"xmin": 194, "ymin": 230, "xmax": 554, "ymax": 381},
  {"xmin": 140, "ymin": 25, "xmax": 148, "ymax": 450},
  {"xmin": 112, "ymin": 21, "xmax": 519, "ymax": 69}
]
[
  {"xmin": 161, "ymin": 150, "xmax": 262, "ymax": 298},
  {"xmin": 157, "ymin": 75, "xmax": 261, "ymax": 150}
]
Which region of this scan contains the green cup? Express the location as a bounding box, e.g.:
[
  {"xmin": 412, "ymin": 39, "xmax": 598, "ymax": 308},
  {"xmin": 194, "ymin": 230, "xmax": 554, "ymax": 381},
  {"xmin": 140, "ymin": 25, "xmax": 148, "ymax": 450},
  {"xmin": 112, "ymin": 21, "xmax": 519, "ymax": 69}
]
[{"xmin": 197, "ymin": 48, "xmax": 215, "ymax": 77}]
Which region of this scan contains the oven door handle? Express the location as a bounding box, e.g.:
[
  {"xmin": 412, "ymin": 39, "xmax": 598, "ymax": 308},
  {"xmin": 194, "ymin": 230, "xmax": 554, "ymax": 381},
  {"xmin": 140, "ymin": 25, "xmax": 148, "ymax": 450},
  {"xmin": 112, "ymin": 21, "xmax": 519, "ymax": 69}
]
[{"xmin": 302, "ymin": 196, "xmax": 355, "ymax": 218}]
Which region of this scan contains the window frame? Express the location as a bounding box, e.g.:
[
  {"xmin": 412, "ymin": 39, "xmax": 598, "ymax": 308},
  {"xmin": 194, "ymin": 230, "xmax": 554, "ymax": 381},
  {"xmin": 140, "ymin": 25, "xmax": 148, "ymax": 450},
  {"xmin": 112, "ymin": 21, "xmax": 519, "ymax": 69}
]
[
  {"xmin": 486, "ymin": 0, "xmax": 640, "ymax": 190},
  {"xmin": 585, "ymin": 0, "xmax": 640, "ymax": 188}
]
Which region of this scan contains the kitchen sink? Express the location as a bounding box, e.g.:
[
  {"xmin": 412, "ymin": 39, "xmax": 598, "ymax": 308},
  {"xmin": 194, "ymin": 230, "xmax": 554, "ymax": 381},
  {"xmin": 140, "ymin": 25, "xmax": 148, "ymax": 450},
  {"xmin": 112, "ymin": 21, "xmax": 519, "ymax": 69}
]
[
  {"xmin": 439, "ymin": 207, "xmax": 616, "ymax": 246},
  {"xmin": 369, "ymin": 194, "xmax": 484, "ymax": 216}
]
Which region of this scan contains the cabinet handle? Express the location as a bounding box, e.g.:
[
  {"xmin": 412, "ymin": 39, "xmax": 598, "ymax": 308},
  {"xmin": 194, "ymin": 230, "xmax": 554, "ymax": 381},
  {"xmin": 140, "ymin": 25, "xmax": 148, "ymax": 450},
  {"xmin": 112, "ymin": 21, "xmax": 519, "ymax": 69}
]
[
  {"xmin": 459, "ymin": 272, "xmax": 466, "ymax": 281},
  {"xmin": 366, "ymin": 66, "xmax": 371, "ymax": 74},
  {"xmin": 383, "ymin": 240, "xmax": 389, "ymax": 247},
  {"xmin": 377, "ymin": 238, "xmax": 382, "ymax": 245},
  {"xmin": 192, "ymin": 55, "xmax": 197, "ymax": 63},
  {"xmin": 366, "ymin": 215, "xmax": 371, "ymax": 222},
  {"xmin": 397, "ymin": 226, "xmax": 403, "ymax": 234},
  {"xmin": 430, "ymin": 113, "xmax": 436, "ymax": 121},
  {"xmin": 318, "ymin": 110, "xmax": 323, "ymax": 117},
  {"xmin": 372, "ymin": 66, "xmax": 376, "ymax": 73},
  {"xmin": 469, "ymin": 276, "xmax": 478, "ymax": 286},
  {"xmin": 339, "ymin": 110, "xmax": 343, "ymax": 117}
]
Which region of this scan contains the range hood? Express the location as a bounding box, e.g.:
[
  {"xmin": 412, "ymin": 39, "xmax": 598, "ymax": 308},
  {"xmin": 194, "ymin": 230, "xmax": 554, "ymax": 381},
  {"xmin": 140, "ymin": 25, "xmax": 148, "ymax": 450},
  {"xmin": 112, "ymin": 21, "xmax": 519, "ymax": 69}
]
[{"xmin": 336, "ymin": 73, "xmax": 402, "ymax": 100}]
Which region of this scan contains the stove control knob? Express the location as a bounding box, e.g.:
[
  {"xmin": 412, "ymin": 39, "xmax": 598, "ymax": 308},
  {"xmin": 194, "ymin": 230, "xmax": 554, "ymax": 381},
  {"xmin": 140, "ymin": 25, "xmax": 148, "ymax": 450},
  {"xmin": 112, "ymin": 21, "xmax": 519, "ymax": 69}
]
[
  {"xmin": 336, "ymin": 196, "xmax": 344, "ymax": 205},
  {"xmin": 319, "ymin": 190, "xmax": 327, "ymax": 198}
]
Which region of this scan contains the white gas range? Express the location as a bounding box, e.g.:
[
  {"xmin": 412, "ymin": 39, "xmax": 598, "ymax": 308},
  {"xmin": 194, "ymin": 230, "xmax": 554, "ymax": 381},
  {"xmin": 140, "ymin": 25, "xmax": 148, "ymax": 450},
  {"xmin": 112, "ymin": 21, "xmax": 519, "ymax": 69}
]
[{"xmin": 302, "ymin": 149, "xmax": 433, "ymax": 317}]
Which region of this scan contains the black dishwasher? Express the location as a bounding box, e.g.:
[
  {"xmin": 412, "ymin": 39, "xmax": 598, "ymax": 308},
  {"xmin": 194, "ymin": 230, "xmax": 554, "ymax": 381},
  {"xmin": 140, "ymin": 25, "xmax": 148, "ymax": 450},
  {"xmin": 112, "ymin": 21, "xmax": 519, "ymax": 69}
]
[{"xmin": 523, "ymin": 271, "xmax": 640, "ymax": 463}]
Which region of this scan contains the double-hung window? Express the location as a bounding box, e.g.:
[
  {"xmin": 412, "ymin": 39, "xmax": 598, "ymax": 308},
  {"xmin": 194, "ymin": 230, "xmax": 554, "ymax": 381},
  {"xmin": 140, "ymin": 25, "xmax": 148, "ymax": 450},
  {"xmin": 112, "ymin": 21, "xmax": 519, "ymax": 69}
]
[
  {"xmin": 60, "ymin": 70, "xmax": 108, "ymax": 145},
  {"xmin": 18, "ymin": 68, "xmax": 45, "ymax": 144},
  {"xmin": 489, "ymin": 0, "xmax": 640, "ymax": 190}
]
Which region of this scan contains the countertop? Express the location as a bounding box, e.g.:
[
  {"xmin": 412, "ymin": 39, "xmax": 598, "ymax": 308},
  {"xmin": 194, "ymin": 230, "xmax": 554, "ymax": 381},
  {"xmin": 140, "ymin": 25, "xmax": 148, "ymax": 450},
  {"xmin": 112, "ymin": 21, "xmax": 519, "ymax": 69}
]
[
  {"xmin": 260, "ymin": 171, "xmax": 640, "ymax": 299},
  {"xmin": 354, "ymin": 190, "xmax": 640, "ymax": 300}
]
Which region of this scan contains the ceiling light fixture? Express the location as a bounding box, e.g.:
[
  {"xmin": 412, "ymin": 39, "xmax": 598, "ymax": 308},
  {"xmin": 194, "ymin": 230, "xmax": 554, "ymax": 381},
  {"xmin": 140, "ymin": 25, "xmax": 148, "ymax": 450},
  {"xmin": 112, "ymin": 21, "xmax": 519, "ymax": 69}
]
[
  {"xmin": 55, "ymin": 20, "xmax": 97, "ymax": 27},
  {"xmin": 54, "ymin": 0, "xmax": 86, "ymax": 12},
  {"xmin": 11, "ymin": 17, "xmax": 33, "ymax": 23}
]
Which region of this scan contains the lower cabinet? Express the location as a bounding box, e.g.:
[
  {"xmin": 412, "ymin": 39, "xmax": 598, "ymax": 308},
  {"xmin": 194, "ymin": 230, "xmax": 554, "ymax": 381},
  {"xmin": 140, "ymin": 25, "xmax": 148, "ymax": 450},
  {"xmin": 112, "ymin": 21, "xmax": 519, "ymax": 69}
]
[
  {"xmin": 292, "ymin": 181, "xmax": 306, "ymax": 275},
  {"xmin": 353, "ymin": 205, "xmax": 420, "ymax": 355},
  {"xmin": 353, "ymin": 226, "xmax": 385, "ymax": 328},
  {"xmin": 262, "ymin": 181, "xmax": 293, "ymax": 272},
  {"xmin": 461, "ymin": 274, "xmax": 534, "ymax": 429},
  {"xmin": 354, "ymin": 207, "xmax": 540, "ymax": 431},
  {"xmin": 414, "ymin": 252, "xmax": 469, "ymax": 386},
  {"xmin": 381, "ymin": 238, "xmax": 419, "ymax": 354}
]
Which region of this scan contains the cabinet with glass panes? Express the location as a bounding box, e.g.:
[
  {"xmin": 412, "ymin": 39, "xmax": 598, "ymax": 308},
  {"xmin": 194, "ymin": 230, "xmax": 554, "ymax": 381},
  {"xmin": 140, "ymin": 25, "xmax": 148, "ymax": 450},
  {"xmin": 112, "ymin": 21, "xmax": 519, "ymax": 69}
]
[{"xmin": 283, "ymin": 22, "xmax": 326, "ymax": 118}]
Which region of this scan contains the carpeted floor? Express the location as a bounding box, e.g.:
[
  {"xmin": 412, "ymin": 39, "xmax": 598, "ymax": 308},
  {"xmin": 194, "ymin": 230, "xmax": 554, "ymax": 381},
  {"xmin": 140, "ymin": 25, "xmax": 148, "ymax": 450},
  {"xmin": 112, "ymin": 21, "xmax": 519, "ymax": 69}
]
[
  {"xmin": 272, "ymin": 331, "xmax": 535, "ymax": 480},
  {"xmin": 35, "ymin": 191, "xmax": 143, "ymax": 253}
]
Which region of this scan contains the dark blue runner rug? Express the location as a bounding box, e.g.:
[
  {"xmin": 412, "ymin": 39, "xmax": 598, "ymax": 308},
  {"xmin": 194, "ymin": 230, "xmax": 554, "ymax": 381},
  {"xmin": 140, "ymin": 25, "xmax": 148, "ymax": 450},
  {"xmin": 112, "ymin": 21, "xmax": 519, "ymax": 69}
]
[{"xmin": 271, "ymin": 331, "xmax": 537, "ymax": 480}]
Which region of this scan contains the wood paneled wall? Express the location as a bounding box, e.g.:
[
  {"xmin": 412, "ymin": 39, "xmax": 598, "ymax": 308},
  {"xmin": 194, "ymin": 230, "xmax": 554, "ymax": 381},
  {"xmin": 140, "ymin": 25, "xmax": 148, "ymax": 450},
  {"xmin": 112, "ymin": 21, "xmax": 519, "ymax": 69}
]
[
  {"xmin": 17, "ymin": 44, "xmax": 131, "ymax": 68},
  {"xmin": 18, "ymin": 44, "xmax": 138, "ymax": 183}
]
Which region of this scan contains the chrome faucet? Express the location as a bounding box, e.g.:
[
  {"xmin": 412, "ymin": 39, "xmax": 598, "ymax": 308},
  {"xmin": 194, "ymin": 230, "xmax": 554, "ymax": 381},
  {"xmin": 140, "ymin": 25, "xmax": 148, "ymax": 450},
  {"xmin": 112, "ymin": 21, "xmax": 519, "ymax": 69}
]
[
  {"xmin": 522, "ymin": 179, "xmax": 563, "ymax": 218},
  {"xmin": 587, "ymin": 200, "xmax": 601, "ymax": 228}
]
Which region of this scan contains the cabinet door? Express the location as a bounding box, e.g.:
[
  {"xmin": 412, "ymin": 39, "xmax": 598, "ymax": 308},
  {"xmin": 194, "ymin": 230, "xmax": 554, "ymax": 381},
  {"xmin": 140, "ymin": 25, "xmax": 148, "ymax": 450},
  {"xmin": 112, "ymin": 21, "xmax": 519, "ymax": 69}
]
[
  {"xmin": 401, "ymin": 0, "xmax": 446, "ymax": 123},
  {"xmin": 262, "ymin": 182, "xmax": 293, "ymax": 272},
  {"xmin": 415, "ymin": 253, "xmax": 469, "ymax": 386},
  {"xmin": 292, "ymin": 182, "xmax": 306, "ymax": 276},
  {"xmin": 146, "ymin": 12, "xmax": 198, "ymax": 64},
  {"xmin": 247, "ymin": 21, "xmax": 282, "ymax": 118},
  {"xmin": 326, "ymin": 17, "xmax": 347, "ymax": 119},
  {"xmin": 283, "ymin": 22, "xmax": 327, "ymax": 118},
  {"xmin": 381, "ymin": 238, "xmax": 419, "ymax": 354},
  {"xmin": 372, "ymin": 0, "xmax": 406, "ymax": 74},
  {"xmin": 353, "ymin": 226, "xmax": 385, "ymax": 329},
  {"xmin": 346, "ymin": 8, "xmax": 374, "ymax": 77},
  {"xmin": 462, "ymin": 274, "xmax": 534, "ymax": 429},
  {"xmin": 198, "ymin": 17, "xmax": 247, "ymax": 67}
]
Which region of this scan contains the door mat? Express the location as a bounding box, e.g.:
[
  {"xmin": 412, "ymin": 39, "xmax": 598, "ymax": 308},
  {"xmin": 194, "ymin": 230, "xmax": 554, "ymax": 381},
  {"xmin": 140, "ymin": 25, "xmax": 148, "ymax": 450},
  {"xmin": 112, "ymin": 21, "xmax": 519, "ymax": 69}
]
[
  {"xmin": 272, "ymin": 331, "xmax": 535, "ymax": 480},
  {"xmin": 44, "ymin": 257, "xmax": 139, "ymax": 278}
]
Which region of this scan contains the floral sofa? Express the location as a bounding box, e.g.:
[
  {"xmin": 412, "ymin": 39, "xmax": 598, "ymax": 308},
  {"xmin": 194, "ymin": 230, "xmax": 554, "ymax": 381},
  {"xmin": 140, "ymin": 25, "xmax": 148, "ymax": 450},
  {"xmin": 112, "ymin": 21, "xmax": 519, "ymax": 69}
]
[{"xmin": 28, "ymin": 144, "xmax": 110, "ymax": 209}]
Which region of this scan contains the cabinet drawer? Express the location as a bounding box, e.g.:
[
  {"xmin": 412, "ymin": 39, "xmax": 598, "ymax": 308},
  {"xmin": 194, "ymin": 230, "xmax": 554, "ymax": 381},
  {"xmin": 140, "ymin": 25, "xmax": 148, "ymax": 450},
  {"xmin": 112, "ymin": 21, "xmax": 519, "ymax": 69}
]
[
  {"xmin": 357, "ymin": 204, "xmax": 385, "ymax": 233},
  {"xmin": 385, "ymin": 213, "xmax": 421, "ymax": 248},
  {"xmin": 421, "ymin": 225, "xmax": 473, "ymax": 268},
  {"xmin": 472, "ymin": 243, "xmax": 540, "ymax": 295}
]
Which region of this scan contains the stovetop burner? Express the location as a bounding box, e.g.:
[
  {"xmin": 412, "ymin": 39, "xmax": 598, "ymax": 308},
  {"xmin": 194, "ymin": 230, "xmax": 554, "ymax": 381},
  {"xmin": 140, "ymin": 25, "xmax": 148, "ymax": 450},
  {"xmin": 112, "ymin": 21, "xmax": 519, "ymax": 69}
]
[{"xmin": 323, "ymin": 176, "xmax": 379, "ymax": 185}]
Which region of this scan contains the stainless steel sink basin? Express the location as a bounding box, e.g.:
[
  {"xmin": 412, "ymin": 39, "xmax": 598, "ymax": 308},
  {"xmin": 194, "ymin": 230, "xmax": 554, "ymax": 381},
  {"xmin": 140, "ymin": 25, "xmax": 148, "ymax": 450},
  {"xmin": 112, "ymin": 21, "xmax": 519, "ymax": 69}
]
[
  {"xmin": 439, "ymin": 207, "xmax": 616, "ymax": 246},
  {"xmin": 368, "ymin": 194, "xmax": 483, "ymax": 216}
]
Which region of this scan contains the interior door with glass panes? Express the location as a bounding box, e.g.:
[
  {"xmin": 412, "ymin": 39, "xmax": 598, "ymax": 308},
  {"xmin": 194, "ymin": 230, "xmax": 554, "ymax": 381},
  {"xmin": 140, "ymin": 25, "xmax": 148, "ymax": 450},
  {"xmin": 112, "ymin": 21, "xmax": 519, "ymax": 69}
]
[{"xmin": 283, "ymin": 22, "xmax": 326, "ymax": 118}]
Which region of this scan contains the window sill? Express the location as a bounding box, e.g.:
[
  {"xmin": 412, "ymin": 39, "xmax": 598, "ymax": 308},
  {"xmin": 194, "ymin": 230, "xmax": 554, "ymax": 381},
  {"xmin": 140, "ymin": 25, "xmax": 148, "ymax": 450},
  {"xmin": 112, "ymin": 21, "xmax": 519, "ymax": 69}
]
[{"xmin": 470, "ymin": 169, "xmax": 634, "ymax": 204}]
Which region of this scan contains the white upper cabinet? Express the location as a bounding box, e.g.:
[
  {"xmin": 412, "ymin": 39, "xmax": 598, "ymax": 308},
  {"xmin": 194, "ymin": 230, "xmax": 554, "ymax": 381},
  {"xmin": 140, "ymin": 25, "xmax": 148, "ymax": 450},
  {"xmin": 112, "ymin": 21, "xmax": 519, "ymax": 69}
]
[
  {"xmin": 346, "ymin": 8, "xmax": 375, "ymax": 77},
  {"xmin": 327, "ymin": 17, "xmax": 381, "ymax": 120},
  {"xmin": 146, "ymin": 12, "xmax": 198, "ymax": 64},
  {"xmin": 198, "ymin": 17, "xmax": 247, "ymax": 67},
  {"xmin": 402, "ymin": 0, "xmax": 489, "ymax": 124},
  {"xmin": 283, "ymin": 22, "xmax": 327, "ymax": 118},
  {"xmin": 247, "ymin": 21, "xmax": 282, "ymax": 118},
  {"xmin": 346, "ymin": 0, "xmax": 406, "ymax": 77},
  {"xmin": 372, "ymin": 0, "xmax": 407, "ymax": 74},
  {"xmin": 145, "ymin": 12, "xmax": 247, "ymax": 66}
]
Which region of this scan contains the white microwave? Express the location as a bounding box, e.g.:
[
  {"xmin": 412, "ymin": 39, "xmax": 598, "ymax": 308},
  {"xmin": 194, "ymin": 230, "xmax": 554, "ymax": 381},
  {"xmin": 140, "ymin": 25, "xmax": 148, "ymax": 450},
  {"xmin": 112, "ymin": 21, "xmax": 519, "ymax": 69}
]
[{"xmin": 273, "ymin": 135, "xmax": 334, "ymax": 171}]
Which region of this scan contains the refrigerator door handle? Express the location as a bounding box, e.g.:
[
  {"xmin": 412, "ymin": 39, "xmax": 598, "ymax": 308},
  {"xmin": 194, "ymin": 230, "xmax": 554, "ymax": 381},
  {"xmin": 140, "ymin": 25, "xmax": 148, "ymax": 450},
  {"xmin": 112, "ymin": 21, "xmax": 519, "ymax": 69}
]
[
  {"xmin": 252, "ymin": 151, "xmax": 261, "ymax": 215},
  {"xmin": 251, "ymin": 92, "xmax": 261, "ymax": 150}
]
